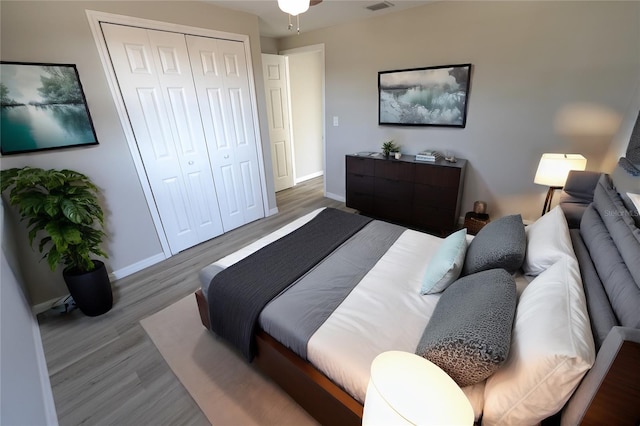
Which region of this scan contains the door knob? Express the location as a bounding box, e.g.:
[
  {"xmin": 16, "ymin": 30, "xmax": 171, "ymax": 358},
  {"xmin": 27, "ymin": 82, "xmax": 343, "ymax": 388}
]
[
  {"xmin": 188, "ymin": 160, "xmax": 194, "ymax": 165},
  {"xmin": 224, "ymin": 154, "xmax": 230, "ymax": 159}
]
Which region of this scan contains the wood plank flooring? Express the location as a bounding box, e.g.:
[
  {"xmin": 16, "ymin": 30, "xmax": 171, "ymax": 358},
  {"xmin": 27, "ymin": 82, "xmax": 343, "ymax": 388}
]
[{"xmin": 37, "ymin": 177, "xmax": 352, "ymax": 426}]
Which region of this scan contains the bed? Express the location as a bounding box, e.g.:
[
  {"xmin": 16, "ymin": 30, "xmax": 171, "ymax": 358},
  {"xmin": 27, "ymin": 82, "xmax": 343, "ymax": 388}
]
[{"xmin": 194, "ymin": 171, "xmax": 640, "ymax": 425}]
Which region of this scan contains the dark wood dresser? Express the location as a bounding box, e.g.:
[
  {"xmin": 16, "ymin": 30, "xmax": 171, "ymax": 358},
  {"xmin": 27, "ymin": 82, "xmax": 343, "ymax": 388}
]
[{"xmin": 345, "ymin": 154, "xmax": 466, "ymax": 235}]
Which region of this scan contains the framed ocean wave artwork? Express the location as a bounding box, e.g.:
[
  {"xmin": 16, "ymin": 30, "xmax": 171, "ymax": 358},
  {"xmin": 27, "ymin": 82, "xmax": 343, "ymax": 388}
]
[
  {"xmin": 1, "ymin": 62, "xmax": 99, "ymax": 155},
  {"xmin": 378, "ymin": 63, "xmax": 472, "ymax": 128}
]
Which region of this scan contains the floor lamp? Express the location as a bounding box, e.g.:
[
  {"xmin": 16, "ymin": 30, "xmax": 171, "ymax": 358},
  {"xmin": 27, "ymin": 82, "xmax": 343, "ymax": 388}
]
[{"xmin": 534, "ymin": 153, "xmax": 587, "ymax": 216}]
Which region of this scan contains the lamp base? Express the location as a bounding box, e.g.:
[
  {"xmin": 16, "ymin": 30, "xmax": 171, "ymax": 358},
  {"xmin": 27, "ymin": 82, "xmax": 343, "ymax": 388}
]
[{"xmin": 541, "ymin": 186, "xmax": 563, "ymax": 216}]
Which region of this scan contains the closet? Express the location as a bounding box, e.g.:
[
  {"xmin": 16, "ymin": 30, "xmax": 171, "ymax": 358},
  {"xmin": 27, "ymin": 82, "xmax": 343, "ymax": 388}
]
[{"xmin": 102, "ymin": 23, "xmax": 264, "ymax": 254}]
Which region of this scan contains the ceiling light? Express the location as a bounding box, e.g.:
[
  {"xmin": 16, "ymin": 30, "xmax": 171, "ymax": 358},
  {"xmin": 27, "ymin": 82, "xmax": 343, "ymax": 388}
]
[
  {"xmin": 278, "ymin": 0, "xmax": 310, "ymax": 34},
  {"xmin": 278, "ymin": 0, "xmax": 310, "ymax": 16}
]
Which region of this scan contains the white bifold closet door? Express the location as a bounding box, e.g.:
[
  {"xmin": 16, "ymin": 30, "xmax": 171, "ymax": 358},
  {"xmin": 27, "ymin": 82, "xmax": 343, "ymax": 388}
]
[
  {"xmin": 102, "ymin": 23, "xmax": 264, "ymax": 254},
  {"xmin": 187, "ymin": 35, "xmax": 264, "ymax": 230}
]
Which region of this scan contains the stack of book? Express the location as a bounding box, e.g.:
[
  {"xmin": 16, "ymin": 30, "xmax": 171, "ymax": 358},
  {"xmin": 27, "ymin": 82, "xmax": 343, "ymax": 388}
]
[{"xmin": 415, "ymin": 150, "xmax": 443, "ymax": 162}]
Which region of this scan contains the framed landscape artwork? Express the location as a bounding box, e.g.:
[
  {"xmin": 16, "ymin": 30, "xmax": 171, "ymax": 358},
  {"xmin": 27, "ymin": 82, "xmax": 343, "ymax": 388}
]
[
  {"xmin": 0, "ymin": 62, "xmax": 99, "ymax": 155},
  {"xmin": 378, "ymin": 63, "xmax": 472, "ymax": 128}
]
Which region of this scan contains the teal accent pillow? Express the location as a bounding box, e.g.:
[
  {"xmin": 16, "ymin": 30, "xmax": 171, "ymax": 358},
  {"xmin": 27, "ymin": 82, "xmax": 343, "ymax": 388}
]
[{"xmin": 420, "ymin": 228, "xmax": 468, "ymax": 295}]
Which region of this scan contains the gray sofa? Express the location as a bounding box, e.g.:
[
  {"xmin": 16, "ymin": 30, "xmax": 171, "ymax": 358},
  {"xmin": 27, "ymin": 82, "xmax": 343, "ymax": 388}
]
[
  {"xmin": 558, "ymin": 170, "xmax": 601, "ymax": 228},
  {"xmin": 559, "ymin": 173, "xmax": 640, "ymax": 425}
]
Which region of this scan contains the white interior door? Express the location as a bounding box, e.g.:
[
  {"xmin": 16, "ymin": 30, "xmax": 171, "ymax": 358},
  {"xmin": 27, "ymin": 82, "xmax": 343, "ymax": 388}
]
[
  {"xmin": 262, "ymin": 54, "xmax": 294, "ymax": 192},
  {"xmin": 102, "ymin": 23, "xmax": 224, "ymax": 254},
  {"xmin": 187, "ymin": 35, "xmax": 265, "ymax": 232}
]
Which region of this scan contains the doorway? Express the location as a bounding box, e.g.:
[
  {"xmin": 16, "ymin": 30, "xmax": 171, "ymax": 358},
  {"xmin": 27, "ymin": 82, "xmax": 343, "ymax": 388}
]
[{"xmin": 264, "ymin": 44, "xmax": 325, "ymax": 194}]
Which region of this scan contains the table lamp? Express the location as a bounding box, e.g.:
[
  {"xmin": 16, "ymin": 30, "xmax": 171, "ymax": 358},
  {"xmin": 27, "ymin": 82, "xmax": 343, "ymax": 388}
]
[
  {"xmin": 363, "ymin": 351, "xmax": 474, "ymax": 426},
  {"xmin": 534, "ymin": 153, "xmax": 587, "ymax": 216}
]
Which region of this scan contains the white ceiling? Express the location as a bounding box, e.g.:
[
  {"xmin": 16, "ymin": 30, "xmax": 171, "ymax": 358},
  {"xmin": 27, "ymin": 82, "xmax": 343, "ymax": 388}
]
[{"xmin": 207, "ymin": 0, "xmax": 432, "ymax": 38}]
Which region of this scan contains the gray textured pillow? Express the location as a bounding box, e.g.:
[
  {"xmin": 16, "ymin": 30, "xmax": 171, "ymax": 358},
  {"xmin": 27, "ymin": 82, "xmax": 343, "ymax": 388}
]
[
  {"xmin": 462, "ymin": 214, "xmax": 525, "ymax": 275},
  {"xmin": 415, "ymin": 268, "xmax": 517, "ymax": 387}
]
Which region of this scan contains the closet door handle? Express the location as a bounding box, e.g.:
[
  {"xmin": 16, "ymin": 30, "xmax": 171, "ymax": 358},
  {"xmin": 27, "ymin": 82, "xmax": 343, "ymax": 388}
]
[
  {"xmin": 188, "ymin": 161, "xmax": 194, "ymax": 165},
  {"xmin": 224, "ymin": 154, "xmax": 230, "ymax": 159}
]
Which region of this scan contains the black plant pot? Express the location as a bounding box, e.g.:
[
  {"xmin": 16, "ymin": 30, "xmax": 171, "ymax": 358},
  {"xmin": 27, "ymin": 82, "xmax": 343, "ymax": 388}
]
[{"xmin": 63, "ymin": 260, "xmax": 113, "ymax": 317}]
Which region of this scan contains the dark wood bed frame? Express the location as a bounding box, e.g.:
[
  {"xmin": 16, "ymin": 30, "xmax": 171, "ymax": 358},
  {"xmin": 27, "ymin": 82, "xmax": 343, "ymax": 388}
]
[
  {"xmin": 195, "ymin": 289, "xmax": 363, "ymax": 426},
  {"xmin": 196, "ymin": 284, "xmax": 640, "ymax": 426}
]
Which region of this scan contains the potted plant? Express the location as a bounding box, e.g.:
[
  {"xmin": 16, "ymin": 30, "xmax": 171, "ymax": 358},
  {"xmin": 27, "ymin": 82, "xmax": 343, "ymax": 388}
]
[
  {"xmin": 0, "ymin": 167, "xmax": 112, "ymax": 316},
  {"xmin": 381, "ymin": 140, "xmax": 399, "ymax": 159}
]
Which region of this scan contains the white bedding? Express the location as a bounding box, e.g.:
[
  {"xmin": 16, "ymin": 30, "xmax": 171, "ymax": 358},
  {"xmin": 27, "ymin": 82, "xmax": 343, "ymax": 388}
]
[{"xmin": 200, "ymin": 208, "xmax": 489, "ymax": 418}]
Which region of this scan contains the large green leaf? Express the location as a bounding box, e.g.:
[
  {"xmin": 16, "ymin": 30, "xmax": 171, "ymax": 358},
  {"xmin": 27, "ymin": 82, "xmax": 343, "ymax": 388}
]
[
  {"xmin": 43, "ymin": 195, "xmax": 62, "ymax": 217},
  {"xmin": 60, "ymin": 198, "xmax": 88, "ymax": 224}
]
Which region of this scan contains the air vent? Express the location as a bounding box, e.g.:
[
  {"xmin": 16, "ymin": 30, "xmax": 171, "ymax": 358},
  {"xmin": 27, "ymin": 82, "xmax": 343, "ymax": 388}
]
[{"xmin": 366, "ymin": 1, "xmax": 394, "ymax": 12}]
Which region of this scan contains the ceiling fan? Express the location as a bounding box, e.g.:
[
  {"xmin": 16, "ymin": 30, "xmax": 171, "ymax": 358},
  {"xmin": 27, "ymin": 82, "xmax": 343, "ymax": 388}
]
[{"xmin": 278, "ymin": 0, "xmax": 323, "ymax": 33}]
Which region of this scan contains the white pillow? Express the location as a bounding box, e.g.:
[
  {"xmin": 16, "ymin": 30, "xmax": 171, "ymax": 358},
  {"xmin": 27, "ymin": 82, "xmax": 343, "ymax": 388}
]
[
  {"xmin": 522, "ymin": 206, "xmax": 574, "ymax": 276},
  {"xmin": 482, "ymin": 257, "xmax": 595, "ymax": 426}
]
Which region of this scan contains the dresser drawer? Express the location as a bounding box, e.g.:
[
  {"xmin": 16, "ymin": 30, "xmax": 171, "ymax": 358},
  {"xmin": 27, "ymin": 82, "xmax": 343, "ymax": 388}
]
[
  {"xmin": 374, "ymin": 178, "xmax": 413, "ymax": 200},
  {"xmin": 346, "ymin": 156, "xmax": 375, "ymax": 176},
  {"xmin": 374, "ymin": 160, "xmax": 414, "ymax": 182},
  {"xmin": 374, "ymin": 198, "xmax": 412, "ymax": 223},
  {"xmin": 412, "ymin": 207, "xmax": 457, "ymax": 234},
  {"xmin": 346, "ymin": 191, "xmax": 373, "ymax": 212},
  {"xmin": 413, "ymin": 183, "xmax": 458, "ymax": 209},
  {"xmin": 414, "ymin": 164, "xmax": 460, "ymax": 188},
  {"xmin": 346, "ymin": 173, "xmax": 373, "ymax": 193}
]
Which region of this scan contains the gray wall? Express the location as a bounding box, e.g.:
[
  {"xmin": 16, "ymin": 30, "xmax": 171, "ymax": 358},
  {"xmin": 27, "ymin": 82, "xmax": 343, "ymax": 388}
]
[
  {"xmin": 1, "ymin": 201, "xmax": 58, "ymax": 426},
  {"xmin": 0, "ymin": 1, "xmax": 276, "ymax": 306},
  {"xmin": 278, "ymin": 1, "xmax": 640, "ymax": 221}
]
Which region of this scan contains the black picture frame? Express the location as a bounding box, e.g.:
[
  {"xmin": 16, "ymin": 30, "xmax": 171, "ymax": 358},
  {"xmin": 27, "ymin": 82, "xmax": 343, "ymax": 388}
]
[
  {"xmin": 0, "ymin": 61, "xmax": 99, "ymax": 155},
  {"xmin": 378, "ymin": 63, "xmax": 472, "ymax": 128}
]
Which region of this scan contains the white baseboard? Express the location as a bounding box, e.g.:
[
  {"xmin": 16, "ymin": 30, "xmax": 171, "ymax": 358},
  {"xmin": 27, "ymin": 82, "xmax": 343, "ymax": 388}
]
[
  {"xmin": 268, "ymin": 207, "xmax": 279, "ymax": 216},
  {"xmin": 295, "ymin": 171, "xmax": 323, "ymax": 184},
  {"xmin": 110, "ymin": 253, "xmax": 166, "ymax": 280},
  {"xmin": 31, "ymin": 253, "xmax": 165, "ymax": 314},
  {"xmin": 32, "ymin": 315, "xmax": 59, "ymax": 425},
  {"xmin": 325, "ymin": 192, "xmax": 345, "ymax": 202}
]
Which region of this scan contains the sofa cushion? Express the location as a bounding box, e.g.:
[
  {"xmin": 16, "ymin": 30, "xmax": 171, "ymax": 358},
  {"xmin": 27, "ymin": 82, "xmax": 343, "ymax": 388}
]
[
  {"xmin": 416, "ymin": 268, "xmax": 516, "ymax": 387},
  {"xmin": 580, "ymin": 175, "xmax": 640, "ymax": 329},
  {"xmin": 462, "ymin": 214, "xmax": 526, "ymax": 275}
]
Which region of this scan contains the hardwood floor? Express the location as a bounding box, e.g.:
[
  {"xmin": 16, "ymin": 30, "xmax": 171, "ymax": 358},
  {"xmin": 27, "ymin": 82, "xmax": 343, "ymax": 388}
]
[{"xmin": 37, "ymin": 177, "xmax": 351, "ymax": 426}]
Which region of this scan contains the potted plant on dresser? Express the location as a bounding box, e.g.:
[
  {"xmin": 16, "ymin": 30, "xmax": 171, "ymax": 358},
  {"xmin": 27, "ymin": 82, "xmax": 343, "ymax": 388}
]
[
  {"xmin": 381, "ymin": 140, "xmax": 399, "ymax": 159},
  {"xmin": 0, "ymin": 167, "xmax": 112, "ymax": 316}
]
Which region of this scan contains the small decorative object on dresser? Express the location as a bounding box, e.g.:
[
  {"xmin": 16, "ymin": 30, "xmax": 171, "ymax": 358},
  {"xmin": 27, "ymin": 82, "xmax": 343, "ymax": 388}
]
[{"xmin": 381, "ymin": 140, "xmax": 399, "ymax": 159}]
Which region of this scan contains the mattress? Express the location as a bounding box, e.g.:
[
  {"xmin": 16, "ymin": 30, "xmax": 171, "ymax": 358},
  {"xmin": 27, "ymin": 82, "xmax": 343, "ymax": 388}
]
[{"xmin": 199, "ymin": 208, "xmax": 529, "ymax": 419}]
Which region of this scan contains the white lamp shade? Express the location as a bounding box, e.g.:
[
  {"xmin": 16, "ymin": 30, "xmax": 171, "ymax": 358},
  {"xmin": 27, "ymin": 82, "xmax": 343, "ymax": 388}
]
[
  {"xmin": 534, "ymin": 153, "xmax": 587, "ymax": 187},
  {"xmin": 277, "ymin": 0, "xmax": 310, "ymax": 16},
  {"xmin": 363, "ymin": 351, "xmax": 474, "ymax": 426}
]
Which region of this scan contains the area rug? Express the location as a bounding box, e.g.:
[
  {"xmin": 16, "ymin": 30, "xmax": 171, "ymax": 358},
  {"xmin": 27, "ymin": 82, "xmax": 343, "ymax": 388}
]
[{"xmin": 140, "ymin": 295, "xmax": 318, "ymax": 425}]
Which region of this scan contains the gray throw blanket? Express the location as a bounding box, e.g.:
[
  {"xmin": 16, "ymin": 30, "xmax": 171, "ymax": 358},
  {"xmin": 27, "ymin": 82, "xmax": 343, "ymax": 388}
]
[{"xmin": 207, "ymin": 208, "xmax": 372, "ymax": 361}]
